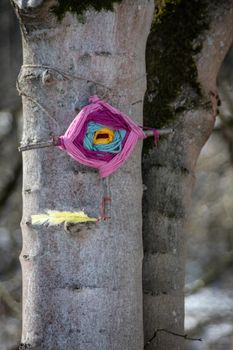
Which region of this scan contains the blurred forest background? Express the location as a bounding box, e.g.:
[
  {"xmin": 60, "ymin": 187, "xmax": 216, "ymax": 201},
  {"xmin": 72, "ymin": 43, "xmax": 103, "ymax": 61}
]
[{"xmin": 0, "ymin": 1, "xmax": 233, "ymax": 349}]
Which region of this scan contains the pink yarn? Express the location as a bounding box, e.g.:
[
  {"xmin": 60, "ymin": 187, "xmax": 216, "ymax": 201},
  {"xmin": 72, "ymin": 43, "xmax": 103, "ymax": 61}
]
[{"xmin": 57, "ymin": 96, "xmax": 154, "ymax": 177}]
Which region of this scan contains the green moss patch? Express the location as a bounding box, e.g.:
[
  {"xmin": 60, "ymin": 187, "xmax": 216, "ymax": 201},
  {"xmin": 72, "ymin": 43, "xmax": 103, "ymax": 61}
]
[
  {"xmin": 52, "ymin": 0, "xmax": 123, "ymax": 22},
  {"xmin": 144, "ymin": 0, "xmax": 209, "ymax": 132}
]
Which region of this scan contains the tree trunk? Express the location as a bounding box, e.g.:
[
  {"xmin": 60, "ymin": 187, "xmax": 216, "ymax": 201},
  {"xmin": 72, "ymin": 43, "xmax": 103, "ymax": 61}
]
[
  {"xmin": 143, "ymin": 1, "xmax": 233, "ymax": 349},
  {"xmin": 0, "ymin": 0, "xmax": 21, "ymax": 110},
  {"xmin": 12, "ymin": 1, "xmax": 154, "ymax": 349},
  {"xmin": 217, "ymin": 44, "xmax": 233, "ymax": 163}
]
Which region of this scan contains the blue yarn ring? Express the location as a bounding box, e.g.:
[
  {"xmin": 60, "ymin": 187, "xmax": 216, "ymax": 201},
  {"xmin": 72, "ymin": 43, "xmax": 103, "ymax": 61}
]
[{"xmin": 83, "ymin": 122, "xmax": 126, "ymax": 155}]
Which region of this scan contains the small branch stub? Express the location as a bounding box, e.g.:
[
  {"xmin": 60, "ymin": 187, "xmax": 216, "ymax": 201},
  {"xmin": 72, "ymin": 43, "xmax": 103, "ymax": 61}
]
[
  {"xmin": 18, "ymin": 137, "xmax": 59, "ymax": 152},
  {"xmin": 42, "ymin": 70, "xmax": 55, "ymax": 85},
  {"xmin": 144, "ymin": 128, "xmax": 174, "ymax": 137}
]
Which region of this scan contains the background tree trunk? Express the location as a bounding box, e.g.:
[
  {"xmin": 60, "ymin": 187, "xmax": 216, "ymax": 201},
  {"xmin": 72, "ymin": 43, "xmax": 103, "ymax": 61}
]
[
  {"xmin": 12, "ymin": 0, "xmax": 154, "ymax": 349},
  {"xmin": 217, "ymin": 44, "xmax": 233, "ymax": 163},
  {"xmin": 0, "ymin": 0, "xmax": 21, "ymax": 110},
  {"xmin": 143, "ymin": 1, "xmax": 233, "ymax": 349}
]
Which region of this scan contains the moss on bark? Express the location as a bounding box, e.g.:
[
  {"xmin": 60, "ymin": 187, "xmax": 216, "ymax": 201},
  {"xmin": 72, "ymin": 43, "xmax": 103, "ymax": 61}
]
[
  {"xmin": 52, "ymin": 0, "xmax": 123, "ymax": 21},
  {"xmin": 144, "ymin": 0, "xmax": 209, "ymax": 133}
]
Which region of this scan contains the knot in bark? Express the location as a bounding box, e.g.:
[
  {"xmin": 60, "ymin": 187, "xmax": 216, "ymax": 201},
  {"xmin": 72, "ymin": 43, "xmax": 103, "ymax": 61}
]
[{"xmin": 42, "ymin": 70, "xmax": 55, "ymax": 85}]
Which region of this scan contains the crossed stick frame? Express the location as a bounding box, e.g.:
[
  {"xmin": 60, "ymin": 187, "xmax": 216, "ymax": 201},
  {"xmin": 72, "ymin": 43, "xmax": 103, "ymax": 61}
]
[{"xmin": 18, "ymin": 128, "xmax": 174, "ymax": 152}]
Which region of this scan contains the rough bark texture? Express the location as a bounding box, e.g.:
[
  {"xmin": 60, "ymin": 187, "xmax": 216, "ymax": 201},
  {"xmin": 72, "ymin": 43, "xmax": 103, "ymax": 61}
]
[
  {"xmin": 13, "ymin": 0, "xmax": 154, "ymax": 349},
  {"xmin": 217, "ymin": 44, "xmax": 233, "ymax": 163},
  {"xmin": 143, "ymin": 1, "xmax": 233, "ymax": 349}
]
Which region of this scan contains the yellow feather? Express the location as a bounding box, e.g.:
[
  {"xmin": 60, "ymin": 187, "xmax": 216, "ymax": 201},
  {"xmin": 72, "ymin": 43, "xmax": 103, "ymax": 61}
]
[{"xmin": 31, "ymin": 210, "xmax": 97, "ymax": 225}]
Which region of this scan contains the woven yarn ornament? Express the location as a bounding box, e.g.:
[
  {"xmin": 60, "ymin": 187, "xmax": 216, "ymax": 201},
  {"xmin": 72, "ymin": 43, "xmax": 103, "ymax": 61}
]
[{"xmin": 57, "ymin": 96, "xmax": 147, "ymax": 178}]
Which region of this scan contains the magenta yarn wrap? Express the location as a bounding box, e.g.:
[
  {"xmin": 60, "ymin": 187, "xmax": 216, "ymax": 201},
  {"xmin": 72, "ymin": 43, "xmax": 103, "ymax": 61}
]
[{"xmin": 57, "ymin": 96, "xmax": 158, "ymax": 178}]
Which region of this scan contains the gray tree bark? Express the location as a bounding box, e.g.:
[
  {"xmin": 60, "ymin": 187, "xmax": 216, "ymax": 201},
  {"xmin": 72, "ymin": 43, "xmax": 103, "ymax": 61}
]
[
  {"xmin": 143, "ymin": 1, "xmax": 233, "ymax": 349},
  {"xmin": 12, "ymin": 0, "xmax": 154, "ymax": 349},
  {"xmin": 217, "ymin": 44, "xmax": 233, "ymax": 163}
]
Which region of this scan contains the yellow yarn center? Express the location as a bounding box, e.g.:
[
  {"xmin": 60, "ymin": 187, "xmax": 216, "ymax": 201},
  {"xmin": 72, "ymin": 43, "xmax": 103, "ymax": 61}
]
[{"xmin": 93, "ymin": 128, "xmax": 114, "ymax": 145}]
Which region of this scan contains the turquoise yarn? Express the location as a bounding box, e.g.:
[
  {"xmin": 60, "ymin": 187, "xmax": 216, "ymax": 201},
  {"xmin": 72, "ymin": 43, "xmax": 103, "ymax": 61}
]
[{"xmin": 83, "ymin": 122, "xmax": 126, "ymax": 154}]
